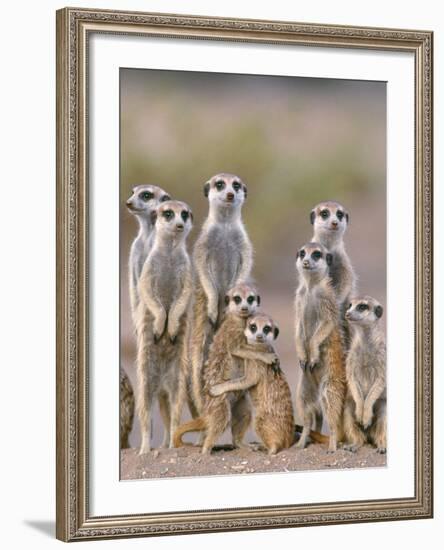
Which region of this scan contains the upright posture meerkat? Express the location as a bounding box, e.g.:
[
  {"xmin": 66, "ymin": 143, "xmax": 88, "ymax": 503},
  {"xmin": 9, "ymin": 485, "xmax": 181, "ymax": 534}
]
[
  {"xmin": 294, "ymin": 242, "xmax": 346, "ymax": 453},
  {"xmin": 210, "ymin": 313, "xmax": 294, "ymax": 455},
  {"xmin": 126, "ymin": 184, "xmax": 171, "ymax": 322},
  {"xmin": 135, "ymin": 200, "xmax": 193, "ymax": 454},
  {"xmin": 343, "ymin": 296, "xmax": 386, "ymax": 453},
  {"xmin": 310, "ymin": 201, "xmax": 356, "ymax": 316},
  {"xmin": 189, "ymin": 173, "xmax": 253, "ymax": 413},
  {"xmin": 120, "ymin": 367, "xmax": 135, "ymax": 449},
  {"xmin": 174, "ymin": 284, "xmax": 277, "ymax": 453}
]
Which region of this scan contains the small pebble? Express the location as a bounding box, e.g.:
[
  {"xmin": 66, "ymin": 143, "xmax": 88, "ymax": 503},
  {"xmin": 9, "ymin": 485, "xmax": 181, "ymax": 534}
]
[
  {"xmin": 153, "ymin": 450, "xmax": 159, "ymax": 459},
  {"xmin": 160, "ymin": 467, "xmax": 169, "ymax": 475}
]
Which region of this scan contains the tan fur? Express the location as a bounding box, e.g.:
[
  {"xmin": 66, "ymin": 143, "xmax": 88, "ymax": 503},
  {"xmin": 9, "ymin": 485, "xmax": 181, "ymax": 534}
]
[{"xmin": 120, "ymin": 367, "xmax": 134, "ymax": 449}]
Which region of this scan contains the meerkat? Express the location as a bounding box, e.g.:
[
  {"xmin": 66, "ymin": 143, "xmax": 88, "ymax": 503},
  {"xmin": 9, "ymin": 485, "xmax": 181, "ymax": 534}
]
[
  {"xmin": 294, "ymin": 242, "xmax": 346, "ymax": 453},
  {"xmin": 188, "ymin": 173, "xmax": 253, "ymax": 414},
  {"xmin": 310, "ymin": 201, "xmax": 356, "ymax": 317},
  {"xmin": 126, "ymin": 184, "xmax": 171, "ymax": 322},
  {"xmin": 342, "ymin": 296, "xmax": 386, "ymax": 453},
  {"xmin": 120, "ymin": 367, "xmax": 135, "ymax": 449},
  {"xmin": 135, "ymin": 200, "xmax": 193, "ymax": 454},
  {"xmin": 173, "ymin": 283, "xmax": 278, "ymax": 453},
  {"xmin": 210, "ymin": 313, "xmax": 294, "ymax": 455}
]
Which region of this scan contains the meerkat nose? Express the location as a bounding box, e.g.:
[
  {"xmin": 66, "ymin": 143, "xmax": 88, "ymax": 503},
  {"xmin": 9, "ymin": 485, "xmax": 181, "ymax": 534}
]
[
  {"xmin": 331, "ymin": 220, "xmax": 338, "ymax": 227},
  {"xmin": 176, "ymin": 223, "xmax": 184, "ymax": 230},
  {"xmin": 226, "ymin": 192, "xmax": 234, "ymax": 201}
]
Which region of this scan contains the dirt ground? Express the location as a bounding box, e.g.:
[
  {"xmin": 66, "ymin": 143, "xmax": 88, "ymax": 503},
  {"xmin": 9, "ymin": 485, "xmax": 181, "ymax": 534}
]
[{"xmin": 120, "ymin": 443, "xmax": 386, "ymax": 480}]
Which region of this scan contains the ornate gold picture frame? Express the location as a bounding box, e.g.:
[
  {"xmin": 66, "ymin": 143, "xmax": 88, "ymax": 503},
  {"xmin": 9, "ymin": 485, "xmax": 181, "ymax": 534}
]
[{"xmin": 56, "ymin": 7, "xmax": 433, "ymax": 542}]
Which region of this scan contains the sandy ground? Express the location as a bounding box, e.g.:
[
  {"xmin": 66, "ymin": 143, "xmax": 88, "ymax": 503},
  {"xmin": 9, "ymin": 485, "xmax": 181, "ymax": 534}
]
[{"xmin": 120, "ymin": 443, "xmax": 386, "ymax": 480}]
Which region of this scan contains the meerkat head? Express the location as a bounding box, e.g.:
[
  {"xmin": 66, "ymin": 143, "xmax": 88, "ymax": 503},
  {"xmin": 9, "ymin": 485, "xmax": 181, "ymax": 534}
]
[
  {"xmin": 296, "ymin": 242, "xmax": 332, "ymax": 278},
  {"xmin": 203, "ymin": 173, "xmax": 247, "ymax": 210},
  {"xmin": 310, "ymin": 201, "xmax": 349, "ymax": 241},
  {"xmin": 151, "ymin": 200, "xmax": 193, "ymax": 240},
  {"xmin": 345, "ymin": 296, "xmax": 384, "ymax": 325},
  {"xmin": 224, "ymin": 283, "xmax": 261, "ymax": 318},
  {"xmin": 244, "ymin": 313, "xmax": 279, "ymax": 345},
  {"xmin": 126, "ymin": 184, "xmax": 171, "ymax": 220}
]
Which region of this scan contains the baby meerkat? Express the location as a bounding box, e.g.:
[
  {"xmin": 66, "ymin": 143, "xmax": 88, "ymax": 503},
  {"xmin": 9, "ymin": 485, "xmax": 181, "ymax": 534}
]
[
  {"xmin": 189, "ymin": 173, "xmax": 253, "ymax": 413},
  {"xmin": 120, "ymin": 367, "xmax": 134, "ymax": 449},
  {"xmin": 294, "ymin": 242, "xmax": 346, "ymax": 453},
  {"xmin": 126, "ymin": 184, "xmax": 171, "ymax": 322},
  {"xmin": 310, "ymin": 201, "xmax": 356, "ymax": 316},
  {"xmin": 135, "ymin": 200, "xmax": 193, "ymax": 454},
  {"xmin": 210, "ymin": 313, "xmax": 295, "ymax": 455},
  {"xmin": 174, "ymin": 283, "xmax": 277, "ymax": 453},
  {"xmin": 343, "ymin": 296, "xmax": 386, "ymax": 454}
]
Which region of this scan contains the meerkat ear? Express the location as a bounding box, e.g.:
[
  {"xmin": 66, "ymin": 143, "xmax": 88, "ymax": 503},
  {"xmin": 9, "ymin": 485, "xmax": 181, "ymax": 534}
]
[
  {"xmin": 242, "ymin": 184, "xmax": 248, "ymax": 199},
  {"xmin": 150, "ymin": 210, "xmax": 158, "ymax": 225},
  {"xmin": 204, "ymin": 182, "xmax": 210, "ymax": 197},
  {"xmin": 310, "ymin": 210, "xmax": 316, "ymax": 225},
  {"xmin": 189, "ymin": 211, "xmax": 194, "ymax": 223},
  {"xmin": 326, "ymin": 253, "xmax": 333, "ymax": 266},
  {"xmin": 256, "ymin": 295, "xmax": 261, "ymax": 306},
  {"xmin": 224, "ymin": 295, "xmax": 230, "ymax": 306},
  {"xmin": 273, "ymin": 326, "xmax": 280, "ymax": 340},
  {"xmin": 375, "ymin": 305, "xmax": 383, "ymax": 318},
  {"xmin": 345, "ymin": 212, "xmax": 350, "ymax": 224}
]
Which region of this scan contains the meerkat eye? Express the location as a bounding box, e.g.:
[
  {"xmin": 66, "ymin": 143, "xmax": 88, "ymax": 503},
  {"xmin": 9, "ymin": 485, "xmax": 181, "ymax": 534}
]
[
  {"xmin": 215, "ymin": 180, "xmax": 225, "ymax": 191},
  {"xmin": 312, "ymin": 250, "xmax": 322, "ymax": 260},
  {"xmin": 336, "ymin": 210, "xmax": 344, "ymax": 221},
  {"xmin": 232, "ymin": 181, "xmax": 241, "ymax": 191},
  {"xmin": 320, "ymin": 209, "xmax": 330, "ymax": 219},
  {"xmin": 263, "ymin": 325, "xmax": 271, "ymax": 334},
  {"xmin": 247, "ymin": 296, "xmax": 255, "ymax": 304},
  {"xmin": 299, "ymin": 250, "xmax": 306, "ymax": 259},
  {"xmin": 233, "ymin": 296, "xmax": 242, "ymax": 305},
  {"xmin": 160, "ymin": 194, "xmax": 170, "ymax": 202},
  {"xmin": 249, "ymin": 323, "xmax": 257, "ymax": 333},
  {"xmin": 140, "ymin": 191, "xmax": 154, "ymax": 202},
  {"xmin": 181, "ymin": 210, "xmax": 189, "ymax": 222},
  {"xmin": 162, "ymin": 209, "xmax": 174, "ymax": 221},
  {"xmin": 357, "ymin": 303, "xmax": 369, "ymax": 312}
]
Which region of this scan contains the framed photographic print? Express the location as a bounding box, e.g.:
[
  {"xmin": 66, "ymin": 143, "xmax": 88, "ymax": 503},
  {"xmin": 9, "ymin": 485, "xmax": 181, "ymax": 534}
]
[{"xmin": 56, "ymin": 7, "xmax": 433, "ymax": 542}]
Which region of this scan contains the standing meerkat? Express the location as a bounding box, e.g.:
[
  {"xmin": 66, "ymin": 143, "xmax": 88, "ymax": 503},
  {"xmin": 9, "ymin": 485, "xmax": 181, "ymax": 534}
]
[
  {"xmin": 210, "ymin": 313, "xmax": 295, "ymax": 455},
  {"xmin": 343, "ymin": 296, "xmax": 386, "ymax": 454},
  {"xmin": 189, "ymin": 173, "xmax": 253, "ymax": 413},
  {"xmin": 294, "ymin": 242, "xmax": 346, "ymax": 453},
  {"xmin": 126, "ymin": 184, "xmax": 171, "ymax": 322},
  {"xmin": 120, "ymin": 367, "xmax": 135, "ymax": 449},
  {"xmin": 174, "ymin": 284, "xmax": 278, "ymax": 453},
  {"xmin": 310, "ymin": 201, "xmax": 356, "ymax": 316},
  {"xmin": 135, "ymin": 200, "xmax": 193, "ymax": 454}
]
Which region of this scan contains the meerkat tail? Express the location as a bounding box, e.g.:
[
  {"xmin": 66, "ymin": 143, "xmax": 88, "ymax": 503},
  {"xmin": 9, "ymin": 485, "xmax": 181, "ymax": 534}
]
[
  {"xmin": 173, "ymin": 417, "xmax": 207, "ymax": 447},
  {"xmin": 295, "ymin": 424, "xmax": 330, "ymax": 445}
]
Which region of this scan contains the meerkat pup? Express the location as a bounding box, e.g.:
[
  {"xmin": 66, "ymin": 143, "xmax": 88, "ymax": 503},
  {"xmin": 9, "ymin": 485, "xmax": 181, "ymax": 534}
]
[
  {"xmin": 343, "ymin": 296, "xmax": 386, "ymax": 454},
  {"xmin": 135, "ymin": 200, "xmax": 193, "ymax": 454},
  {"xmin": 174, "ymin": 283, "xmax": 278, "ymax": 453},
  {"xmin": 126, "ymin": 184, "xmax": 171, "ymax": 322},
  {"xmin": 294, "ymin": 242, "xmax": 346, "ymax": 453},
  {"xmin": 189, "ymin": 173, "xmax": 253, "ymax": 414},
  {"xmin": 210, "ymin": 313, "xmax": 294, "ymax": 455},
  {"xmin": 120, "ymin": 367, "xmax": 135, "ymax": 449},
  {"xmin": 310, "ymin": 201, "xmax": 356, "ymax": 316}
]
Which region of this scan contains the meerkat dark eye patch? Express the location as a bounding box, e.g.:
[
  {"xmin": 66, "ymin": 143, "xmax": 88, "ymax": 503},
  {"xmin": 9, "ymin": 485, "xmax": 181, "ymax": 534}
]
[
  {"xmin": 224, "ymin": 295, "xmax": 230, "ymax": 306},
  {"xmin": 263, "ymin": 325, "xmax": 271, "ymax": 334},
  {"xmin": 320, "ymin": 209, "xmax": 330, "ymax": 219},
  {"xmin": 274, "ymin": 326, "xmax": 280, "ymax": 339},
  {"xmin": 312, "ymin": 250, "xmax": 322, "ymax": 260},
  {"xmin": 140, "ymin": 191, "xmax": 154, "ymax": 201},
  {"xmin": 181, "ymin": 211, "xmax": 189, "ymax": 222},
  {"xmin": 375, "ymin": 305, "xmax": 384, "ymax": 318},
  {"xmin": 249, "ymin": 323, "xmax": 257, "ymax": 333},
  {"xmin": 357, "ymin": 303, "xmax": 369, "ymax": 312},
  {"xmin": 232, "ymin": 181, "xmax": 241, "ymax": 191},
  {"xmin": 215, "ymin": 180, "xmax": 225, "ymax": 191},
  {"xmin": 299, "ymin": 250, "xmax": 306, "ymax": 259},
  {"xmin": 336, "ymin": 210, "xmax": 344, "ymax": 221},
  {"xmin": 247, "ymin": 296, "xmax": 255, "ymax": 304},
  {"xmin": 233, "ymin": 296, "xmax": 242, "ymax": 305},
  {"xmin": 160, "ymin": 194, "xmax": 171, "ymax": 202},
  {"xmin": 162, "ymin": 209, "xmax": 174, "ymax": 221}
]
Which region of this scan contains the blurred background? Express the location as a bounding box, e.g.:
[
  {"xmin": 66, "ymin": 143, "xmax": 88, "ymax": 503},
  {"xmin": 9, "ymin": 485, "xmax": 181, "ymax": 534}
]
[{"xmin": 120, "ymin": 68, "xmax": 386, "ymax": 449}]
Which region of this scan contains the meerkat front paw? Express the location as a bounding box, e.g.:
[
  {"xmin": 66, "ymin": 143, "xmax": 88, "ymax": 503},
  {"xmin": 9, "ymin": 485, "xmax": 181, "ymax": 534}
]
[
  {"xmin": 362, "ymin": 408, "xmax": 373, "ymax": 429},
  {"xmin": 299, "ymin": 359, "xmax": 309, "ymax": 372},
  {"xmin": 153, "ymin": 315, "xmax": 167, "ymax": 343},
  {"xmin": 376, "ymin": 447, "xmax": 387, "ymax": 454},
  {"xmin": 209, "ymin": 384, "xmax": 223, "ymax": 397},
  {"xmin": 167, "ymin": 320, "xmax": 179, "ymax": 344}
]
